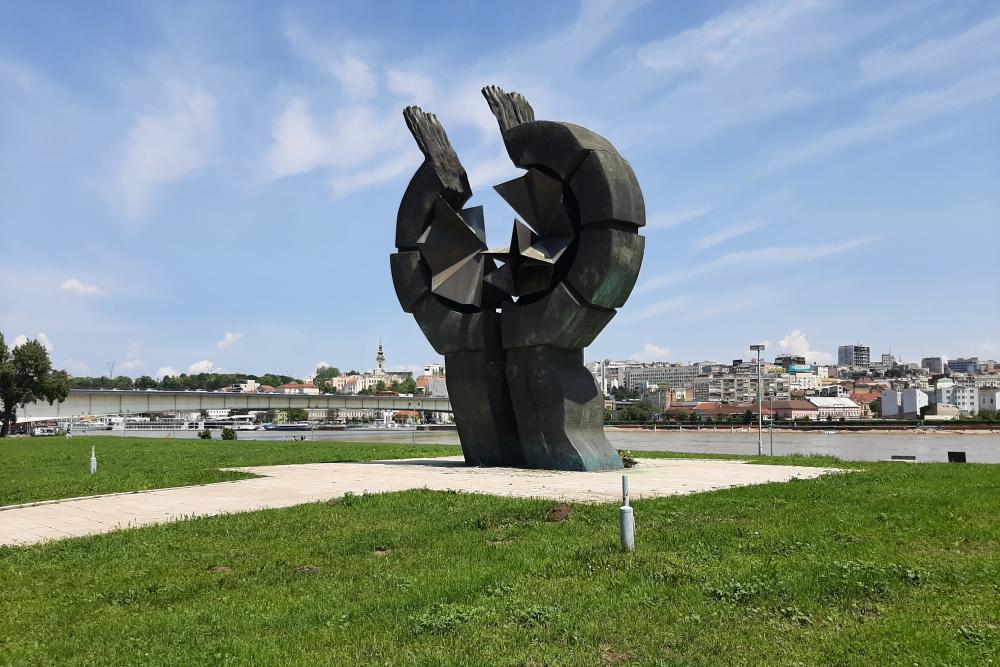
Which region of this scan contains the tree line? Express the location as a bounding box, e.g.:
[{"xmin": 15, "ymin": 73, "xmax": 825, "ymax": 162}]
[{"xmin": 68, "ymin": 372, "xmax": 303, "ymax": 392}]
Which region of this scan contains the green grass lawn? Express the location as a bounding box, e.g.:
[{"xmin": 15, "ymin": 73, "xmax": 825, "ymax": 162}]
[
  {"xmin": 1, "ymin": 440, "xmax": 998, "ymax": 665},
  {"xmin": 0, "ymin": 435, "xmax": 460, "ymax": 506}
]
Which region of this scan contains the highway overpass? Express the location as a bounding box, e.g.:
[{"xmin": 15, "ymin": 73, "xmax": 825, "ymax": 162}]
[{"xmin": 19, "ymin": 389, "xmax": 453, "ymax": 422}]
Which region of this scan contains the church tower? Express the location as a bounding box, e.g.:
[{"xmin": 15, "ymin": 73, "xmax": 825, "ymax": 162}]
[{"xmin": 375, "ymin": 340, "xmax": 386, "ymax": 376}]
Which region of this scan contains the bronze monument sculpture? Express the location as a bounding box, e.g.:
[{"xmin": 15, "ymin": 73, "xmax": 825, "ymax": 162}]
[{"xmin": 390, "ymin": 86, "xmax": 645, "ymax": 471}]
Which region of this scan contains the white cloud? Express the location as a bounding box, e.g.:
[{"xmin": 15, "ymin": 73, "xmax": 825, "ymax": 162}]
[
  {"xmin": 264, "ymin": 97, "xmax": 331, "ymax": 179},
  {"xmin": 386, "ymin": 68, "xmax": 434, "ymax": 105},
  {"xmin": 647, "ymin": 206, "xmax": 714, "ymax": 230},
  {"xmin": 641, "ymin": 237, "xmax": 882, "ymax": 291},
  {"xmin": 778, "ymin": 330, "xmax": 833, "ymax": 363},
  {"xmin": 630, "ymin": 343, "xmax": 672, "ymax": 361},
  {"xmin": 12, "ymin": 332, "xmax": 52, "ymax": 352},
  {"xmin": 263, "ymin": 98, "xmax": 403, "ymax": 181},
  {"xmin": 60, "ymin": 278, "xmax": 102, "ymax": 296},
  {"xmin": 330, "ymin": 152, "xmax": 419, "ymax": 197},
  {"xmin": 188, "ymin": 360, "xmax": 215, "ymax": 374},
  {"xmin": 216, "ymin": 332, "xmax": 242, "ymax": 350},
  {"xmin": 329, "ymin": 55, "xmax": 377, "ymax": 100},
  {"xmin": 106, "ymin": 82, "xmax": 218, "ymax": 220},
  {"xmin": 692, "ymin": 220, "xmax": 766, "ymax": 251},
  {"xmin": 157, "ymin": 366, "xmax": 180, "ymax": 379},
  {"xmin": 284, "ymin": 20, "xmax": 377, "ymax": 99}
]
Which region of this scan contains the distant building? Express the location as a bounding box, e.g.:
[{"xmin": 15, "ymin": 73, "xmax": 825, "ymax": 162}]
[
  {"xmin": 921, "ymin": 356, "xmax": 947, "ymax": 375},
  {"xmin": 769, "ymin": 400, "xmax": 819, "ymax": 420},
  {"xmin": 902, "ymin": 388, "xmax": 929, "ymax": 418},
  {"xmin": 774, "ymin": 355, "xmax": 806, "ymax": 370},
  {"xmin": 276, "ymin": 383, "xmax": 320, "ymax": 396},
  {"xmin": 693, "ymin": 375, "xmax": 790, "ymax": 403},
  {"xmin": 881, "ymin": 353, "xmax": 894, "ymax": 367},
  {"xmin": 980, "ymin": 388, "xmax": 1000, "ymax": 414},
  {"xmin": 933, "ymin": 385, "xmax": 979, "ymax": 416},
  {"xmin": 850, "ymin": 391, "xmax": 881, "ymax": 418},
  {"xmin": 881, "ymin": 389, "xmax": 901, "ymax": 418},
  {"xmin": 807, "ymin": 396, "xmax": 862, "ymax": 420},
  {"xmin": 624, "ymin": 363, "xmax": 700, "ymax": 391},
  {"xmin": 948, "ymin": 357, "xmax": 979, "ymax": 374},
  {"xmin": 838, "ymin": 345, "xmax": 870, "ymax": 368},
  {"xmin": 217, "ymin": 379, "xmax": 260, "ymax": 393}
]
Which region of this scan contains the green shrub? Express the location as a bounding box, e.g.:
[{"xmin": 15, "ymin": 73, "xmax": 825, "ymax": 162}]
[
  {"xmin": 221, "ymin": 428, "xmax": 237, "ymax": 441},
  {"xmin": 197, "ymin": 429, "xmax": 212, "ymax": 440}
]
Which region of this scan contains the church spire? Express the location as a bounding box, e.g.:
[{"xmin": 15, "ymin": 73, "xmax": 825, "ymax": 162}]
[{"xmin": 375, "ymin": 339, "xmax": 385, "ymax": 375}]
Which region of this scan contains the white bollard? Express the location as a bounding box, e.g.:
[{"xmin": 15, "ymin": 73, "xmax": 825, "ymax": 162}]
[
  {"xmin": 90, "ymin": 446, "xmax": 97, "ymax": 475},
  {"xmin": 620, "ymin": 474, "xmax": 635, "ymax": 551}
]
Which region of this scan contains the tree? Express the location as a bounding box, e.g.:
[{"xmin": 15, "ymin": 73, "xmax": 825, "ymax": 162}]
[
  {"xmin": 286, "ymin": 407, "xmax": 309, "ymax": 422},
  {"xmin": 0, "ymin": 334, "xmax": 70, "ymax": 437},
  {"xmin": 620, "ymin": 400, "xmax": 653, "ymax": 422},
  {"xmin": 134, "ymin": 375, "xmax": 158, "ymax": 390},
  {"xmin": 869, "ymin": 399, "xmax": 881, "ymax": 418},
  {"xmin": 113, "ymin": 375, "xmax": 134, "ymax": 390},
  {"xmin": 392, "ymin": 377, "xmax": 417, "ymax": 394},
  {"xmin": 314, "ymin": 366, "xmax": 341, "ymax": 393}
]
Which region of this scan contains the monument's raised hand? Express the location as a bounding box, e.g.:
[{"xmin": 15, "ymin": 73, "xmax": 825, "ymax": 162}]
[{"xmin": 391, "ymin": 85, "xmax": 645, "ymax": 472}]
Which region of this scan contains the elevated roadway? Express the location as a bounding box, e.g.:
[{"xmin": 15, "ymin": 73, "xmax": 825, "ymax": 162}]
[{"xmin": 20, "ymin": 389, "xmax": 453, "ymax": 422}]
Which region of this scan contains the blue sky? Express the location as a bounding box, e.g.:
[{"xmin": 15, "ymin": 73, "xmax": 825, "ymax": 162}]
[{"xmin": 2, "ymin": 0, "xmax": 998, "ymax": 378}]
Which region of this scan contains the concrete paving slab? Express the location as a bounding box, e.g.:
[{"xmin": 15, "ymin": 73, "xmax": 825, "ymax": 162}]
[{"xmin": 0, "ymin": 456, "xmax": 838, "ymax": 547}]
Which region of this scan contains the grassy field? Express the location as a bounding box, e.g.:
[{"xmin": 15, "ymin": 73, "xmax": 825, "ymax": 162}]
[
  {"xmin": 1, "ymin": 439, "xmax": 998, "ymax": 665},
  {"xmin": 0, "ymin": 435, "xmax": 460, "ymax": 506}
]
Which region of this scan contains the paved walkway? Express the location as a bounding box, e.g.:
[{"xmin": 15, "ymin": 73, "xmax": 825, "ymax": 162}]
[{"xmin": 0, "ymin": 457, "xmax": 837, "ymax": 547}]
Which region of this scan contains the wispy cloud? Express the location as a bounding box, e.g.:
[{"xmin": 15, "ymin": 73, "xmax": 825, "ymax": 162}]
[
  {"xmin": 647, "ymin": 206, "xmax": 714, "ymax": 230},
  {"xmin": 386, "ymin": 69, "xmax": 434, "ymax": 106},
  {"xmin": 691, "ymin": 220, "xmax": 765, "ymax": 251},
  {"xmin": 330, "ymin": 152, "xmax": 420, "ymax": 198},
  {"xmin": 637, "ymin": 0, "xmax": 825, "ymax": 75},
  {"xmin": 641, "ymin": 236, "xmax": 882, "ymax": 291},
  {"xmin": 61, "ymin": 278, "xmax": 102, "ymax": 296},
  {"xmin": 629, "ymin": 296, "xmax": 691, "ymax": 322},
  {"xmin": 105, "ymin": 82, "xmax": 218, "ymax": 220},
  {"xmin": 860, "ymin": 15, "xmax": 1000, "ymax": 83},
  {"xmin": 283, "ymin": 20, "xmax": 377, "ymax": 100},
  {"xmin": 675, "ymin": 286, "xmax": 780, "ymax": 322},
  {"xmin": 119, "ymin": 342, "xmax": 144, "ymax": 371},
  {"xmin": 761, "ymin": 68, "xmax": 1000, "ymax": 176}
]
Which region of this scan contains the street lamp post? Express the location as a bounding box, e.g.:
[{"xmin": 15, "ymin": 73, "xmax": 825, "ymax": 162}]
[{"xmin": 750, "ymin": 344, "xmax": 765, "ymax": 456}]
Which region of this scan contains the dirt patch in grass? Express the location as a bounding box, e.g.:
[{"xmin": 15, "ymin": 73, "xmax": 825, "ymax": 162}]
[
  {"xmin": 206, "ymin": 566, "xmax": 232, "ymax": 574},
  {"xmin": 547, "ymin": 503, "xmax": 572, "ymax": 522},
  {"xmin": 295, "ymin": 565, "xmax": 319, "ymax": 574}
]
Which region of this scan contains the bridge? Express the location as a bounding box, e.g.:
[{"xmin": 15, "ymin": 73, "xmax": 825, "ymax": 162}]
[{"xmin": 19, "ymin": 389, "xmax": 453, "ymax": 422}]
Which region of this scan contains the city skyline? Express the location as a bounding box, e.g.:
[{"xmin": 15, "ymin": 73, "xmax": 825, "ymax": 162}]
[{"xmin": 2, "ymin": 1, "xmax": 998, "ymax": 378}]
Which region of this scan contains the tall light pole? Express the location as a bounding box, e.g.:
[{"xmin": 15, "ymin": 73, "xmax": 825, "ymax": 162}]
[{"xmin": 750, "ymin": 344, "xmax": 765, "ymax": 456}]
